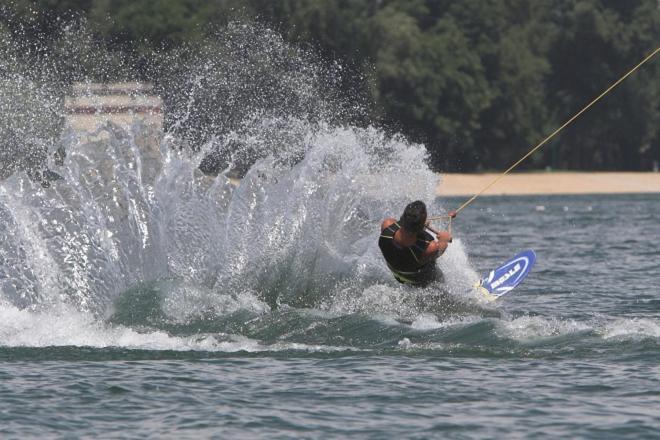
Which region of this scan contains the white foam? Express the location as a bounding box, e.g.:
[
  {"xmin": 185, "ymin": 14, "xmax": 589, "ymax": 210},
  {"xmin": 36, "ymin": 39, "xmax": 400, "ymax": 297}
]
[
  {"xmin": 438, "ymin": 238, "xmax": 480, "ymax": 290},
  {"xmin": 410, "ymin": 314, "xmax": 480, "ymax": 331},
  {"xmin": 601, "ymin": 318, "xmax": 660, "ymax": 340},
  {"xmin": 271, "ymin": 341, "xmax": 359, "ymax": 353},
  {"xmin": 397, "ymin": 337, "xmax": 412, "ymax": 348},
  {"xmin": 497, "ymin": 315, "xmax": 591, "ymax": 340},
  {"xmin": 160, "ymin": 282, "xmax": 271, "ymax": 323},
  {"xmin": 0, "ymin": 302, "xmax": 352, "ymax": 353},
  {"xmin": 498, "ymin": 315, "xmax": 660, "ymax": 342},
  {"xmin": 0, "ymin": 302, "xmax": 209, "ymax": 350},
  {"xmin": 410, "ymin": 314, "xmax": 444, "ymax": 330}
]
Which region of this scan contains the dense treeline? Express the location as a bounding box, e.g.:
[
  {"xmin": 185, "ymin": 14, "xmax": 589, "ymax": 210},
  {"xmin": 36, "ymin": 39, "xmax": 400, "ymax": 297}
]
[{"xmin": 2, "ymin": 0, "xmax": 659, "ymax": 171}]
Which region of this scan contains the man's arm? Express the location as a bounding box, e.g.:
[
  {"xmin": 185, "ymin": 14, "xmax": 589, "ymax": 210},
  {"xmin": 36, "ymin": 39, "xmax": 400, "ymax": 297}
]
[
  {"xmin": 381, "ymin": 217, "xmax": 396, "ymax": 231},
  {"xmin": 423, "ymin": 224, "xmax": 452, "ymax": 260}
]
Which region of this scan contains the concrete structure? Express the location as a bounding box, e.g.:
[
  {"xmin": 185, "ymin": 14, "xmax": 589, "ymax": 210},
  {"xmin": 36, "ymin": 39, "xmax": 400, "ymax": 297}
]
[{"xmin": 64, "ymin": 82, "xmax": 163, "ymax": 131}]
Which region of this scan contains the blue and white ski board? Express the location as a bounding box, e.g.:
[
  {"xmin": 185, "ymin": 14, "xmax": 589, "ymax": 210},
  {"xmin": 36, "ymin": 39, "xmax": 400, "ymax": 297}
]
[{"xmin": 477, "ymin": 249, "xmax": 536, "ymax": 300}]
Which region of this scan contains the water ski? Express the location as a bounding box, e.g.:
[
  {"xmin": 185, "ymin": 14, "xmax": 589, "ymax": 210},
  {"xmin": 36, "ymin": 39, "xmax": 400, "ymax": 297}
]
[{"xmin": 476, "ymin": 250, "xmax": 536, "ymax": 300}]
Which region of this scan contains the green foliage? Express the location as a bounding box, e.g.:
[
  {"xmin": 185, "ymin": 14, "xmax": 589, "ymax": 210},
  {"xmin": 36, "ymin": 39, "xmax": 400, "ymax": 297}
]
[
  {"xmin": 545, "ymin": 0, "xmax": 659, "ymax": 170},
  {"xmin": 1, "ymin": 0, "xmax": 658, "ymax": 171},
  {"xmin": 370, "ymin": 9, "xmax": 493, "ymax": 169},
  {"xmin": 89, "ymin": 0, "xmax": 206, "ymax": 52}
]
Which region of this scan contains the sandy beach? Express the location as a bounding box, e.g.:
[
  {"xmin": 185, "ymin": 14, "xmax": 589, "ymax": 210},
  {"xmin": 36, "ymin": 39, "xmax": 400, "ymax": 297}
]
[{"xmin": 437, "ymin": 172, "xmax": 660, "ymax": 196}]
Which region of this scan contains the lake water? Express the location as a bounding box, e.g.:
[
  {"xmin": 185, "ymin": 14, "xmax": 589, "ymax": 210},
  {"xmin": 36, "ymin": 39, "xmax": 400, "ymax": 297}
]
[
  {"xmin": 4, "ymin": 19, "xmax": 659, "ymax": 438},
  {"xmin": 2, "ymin": 177, "xmax": 659, "ymax": 438}
]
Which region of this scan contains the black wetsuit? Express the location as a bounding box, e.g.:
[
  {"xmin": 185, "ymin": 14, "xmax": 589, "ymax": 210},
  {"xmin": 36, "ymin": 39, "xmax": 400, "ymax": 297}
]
[{"xmin": 378, "ymin": 222, "xmax": 443, "ymax": 286}]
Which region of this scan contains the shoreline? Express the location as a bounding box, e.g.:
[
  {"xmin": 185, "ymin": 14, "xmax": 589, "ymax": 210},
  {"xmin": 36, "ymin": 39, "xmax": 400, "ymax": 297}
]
[{"xmin": 437, "ymin": 172, "xmax": 660, "ymax": 196}]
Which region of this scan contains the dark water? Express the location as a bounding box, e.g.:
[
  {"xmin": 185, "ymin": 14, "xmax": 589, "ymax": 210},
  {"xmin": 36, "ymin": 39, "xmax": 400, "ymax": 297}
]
[{"xmin": 2, "ymin": 192, "xmax": 659, "ymax": 439}]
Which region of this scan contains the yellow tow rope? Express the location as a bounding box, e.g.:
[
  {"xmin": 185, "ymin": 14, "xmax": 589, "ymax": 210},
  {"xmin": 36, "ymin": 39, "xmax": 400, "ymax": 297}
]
[{"xmin": 429, "ymin": 46, "xmax": 659, "ymax": 223}]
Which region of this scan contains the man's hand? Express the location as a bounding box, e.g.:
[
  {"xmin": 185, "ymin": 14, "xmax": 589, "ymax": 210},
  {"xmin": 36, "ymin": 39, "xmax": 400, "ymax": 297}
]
[
  {"xmin": 425, "ymin": 223, "xmax": 452, "ymax": 243},
  {"xmin": 448, "ymin": 210, "xmax": 457, "ymax": 219},
  {"xmin": 436, "ymin": 231, "xmax": 452, "ymax": 243}
]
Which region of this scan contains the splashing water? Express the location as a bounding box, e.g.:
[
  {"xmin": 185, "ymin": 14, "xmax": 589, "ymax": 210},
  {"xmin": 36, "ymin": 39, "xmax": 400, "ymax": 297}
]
[
  {"xmin": 0, "ymin": 114, "xmax": 470, "ymax": 313},
  {"xmin": 0, "ymin": 19, "xmax": 484, "ymax": 351},
  {"xmin": 1, "ymin": 20, "xmax": 658, "ymax": 356}
]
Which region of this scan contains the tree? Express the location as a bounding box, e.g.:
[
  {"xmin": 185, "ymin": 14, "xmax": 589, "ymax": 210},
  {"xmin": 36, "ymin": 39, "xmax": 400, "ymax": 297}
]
[{"xmin": 547, "ymin": 0, "xmax": 659, "ymax": 170}]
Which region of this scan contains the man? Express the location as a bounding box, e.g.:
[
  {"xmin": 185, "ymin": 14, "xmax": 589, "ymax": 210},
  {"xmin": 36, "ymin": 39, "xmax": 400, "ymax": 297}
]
[{"xmin": 378, "ymin": 200, "xmax": 453, "ymax": 287}]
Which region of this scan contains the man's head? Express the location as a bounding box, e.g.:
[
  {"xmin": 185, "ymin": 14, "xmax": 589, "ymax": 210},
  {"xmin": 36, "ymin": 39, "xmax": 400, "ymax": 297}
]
[{"xmin": 400, "ymin": 200, "xmax": 427, "ymax": 234}]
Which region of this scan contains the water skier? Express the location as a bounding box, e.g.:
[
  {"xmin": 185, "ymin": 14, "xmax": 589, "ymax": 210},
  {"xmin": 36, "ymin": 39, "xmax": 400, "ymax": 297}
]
[{"xmin": 378, "ymin": 200, "xmax": 454, "ymax": 287}]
